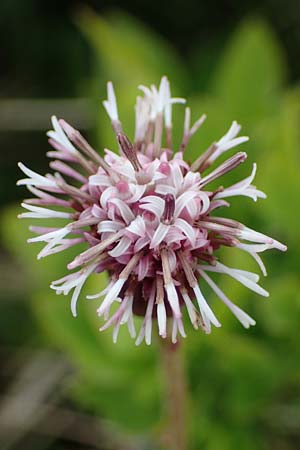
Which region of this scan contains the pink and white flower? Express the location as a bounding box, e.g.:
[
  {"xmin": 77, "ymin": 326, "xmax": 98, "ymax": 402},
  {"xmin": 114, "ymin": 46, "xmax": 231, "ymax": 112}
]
[{"xmin": 17, "ymin": 76, "xmax": 287, "ymax": 344}]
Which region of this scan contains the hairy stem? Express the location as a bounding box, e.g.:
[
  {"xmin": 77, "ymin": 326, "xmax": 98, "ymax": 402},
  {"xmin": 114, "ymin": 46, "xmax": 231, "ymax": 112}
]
[{"xmin": 159, "ymin": 337, "xmax": 188, "ymax": 450}]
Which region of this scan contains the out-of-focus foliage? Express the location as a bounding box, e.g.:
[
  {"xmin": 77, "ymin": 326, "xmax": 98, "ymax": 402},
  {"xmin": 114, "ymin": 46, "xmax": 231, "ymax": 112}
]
[
  {"xmin": 2, "ymin": 10, "xmax": 300, "ymax": 450},
  {"xmin": 75, "ymin": 8, "xmax": 188, "ymax": 146}
]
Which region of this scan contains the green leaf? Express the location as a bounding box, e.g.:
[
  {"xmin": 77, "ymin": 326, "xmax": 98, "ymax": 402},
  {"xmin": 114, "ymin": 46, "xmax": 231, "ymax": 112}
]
[
  {"xmin": 255, "ymin": 87, "xmax": 300, "ymax": 241},
  {"xmin": 211, "ymin": 18, "xmax": 286, "ymax": 125}
]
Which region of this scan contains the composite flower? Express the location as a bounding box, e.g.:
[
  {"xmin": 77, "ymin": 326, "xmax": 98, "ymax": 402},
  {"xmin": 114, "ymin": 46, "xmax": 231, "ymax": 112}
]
[{"xmin": 18, "ymin": 77, "xmax": 286, "ymax": 344}]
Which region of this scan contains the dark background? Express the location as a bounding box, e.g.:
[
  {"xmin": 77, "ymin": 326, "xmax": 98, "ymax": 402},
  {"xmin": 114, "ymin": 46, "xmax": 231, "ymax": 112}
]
[
  {"xmin": 1, "ymin": 0, "xmax": 300, "ymax": 97},
  {"xmin": 1, "ymin": 0, "xmax": 300, "ymax": 205}
]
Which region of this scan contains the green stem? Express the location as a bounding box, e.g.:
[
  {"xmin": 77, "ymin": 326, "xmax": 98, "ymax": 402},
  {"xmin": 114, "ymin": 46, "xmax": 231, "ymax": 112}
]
[{"xmin": 159, "ymin": 337, "xmax": 188, "ymax": 450}]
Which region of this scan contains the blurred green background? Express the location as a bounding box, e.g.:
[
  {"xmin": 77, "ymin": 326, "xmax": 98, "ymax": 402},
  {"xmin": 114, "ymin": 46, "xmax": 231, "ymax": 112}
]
[{"xmin": 0, "ymin": 1, "xmax": 299, "ymax": 449}]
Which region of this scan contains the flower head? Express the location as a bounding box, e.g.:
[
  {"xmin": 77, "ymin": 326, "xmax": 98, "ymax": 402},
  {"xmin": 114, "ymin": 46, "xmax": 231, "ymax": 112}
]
[{"xmin": 18, "ymin": 76, "xmax": 286, "ymax": 345}]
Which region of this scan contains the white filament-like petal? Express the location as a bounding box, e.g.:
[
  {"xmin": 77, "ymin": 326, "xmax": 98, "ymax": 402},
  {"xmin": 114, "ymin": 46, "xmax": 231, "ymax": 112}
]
[
  {"xmin": 103, "ymin": 81, "xmax": 119, "ymax": 121},
  {"xmin": 171, "ymin": 163, "xmax": 184, "ymax": 193},
  {"xmin": 19, "ymin": 203, "xmax": 71, "ymax": 219},
  {"xmin": 177, "ymin": 318, "xmax": 186, "ymax": 339},
  {"xmin": 183, "ymin": 107, "xmax": 191, "ymax": 134},
  {"xmin": 97, "ymin": 278, "xmax": 126, "ymax": 317},
  {"xmin": 216, "ymin": 186, "xmax": 266, "ymax": 201},
  {"xmin": 136, "ymin": 285, "xmax": 155, "ymax": 346},
  {"xmin": 138, "ymin": 255, "xmax": 149, "ymax": 281},
  {"xmin": 100, "ymin": 297, "xmax": 129, "ymax": 332},
  {"xmin": 241, "ymin": 227, "xmax": 287, "ymax": 251},
  {"xmin": 139, "ymin": 196, "xmax": 165, "ymax": 219},
  {"xmin": 113, "ymin": 160, "xmax": 135, "ymax": 180},
  {"xmin": 109, "ymin": 198, "xmax": 135, "ymax": 224},
  {"xmin": 51, "ymin": 263, "xmax": 97, "ymax": 317},
  {"xmin": 218, "ymin": 136, "xmax": 249, "ymax": 152},
  {"xmin": 134, "ymin": 95, "xmax": 151, "ymax": 141},
  {"xmin": 98, "ymin": 220, "xmax": 124, "ymax": 233},
  {"xmin": 145, "ymin": 290, "xmax": 155, "ymax": 345},
  {"xmin": 134, "ymin": 235, "xmax": 150, "ymax": 252},
  {"xmin": 228, "ymin": 163, "xmax": 257, "ymax": 191},
  {"xmin": 127, "ymin": 184, "xmax": 146, "ymax": 203},
  {"xmin": 120, "ymin": 295, "xmax": 133, "ymax": 324},
  {"xmin": 112, "ymin": 320, "xmax": 121, "ymax": 343},
  {"xmin": 181, "ymin": 290, "xmax": 199, "ymax": 330},
  {"xmin": 17, "ymin": 163, "xmax": 57, "ymax": 188},
  {"xmin": 174, "ymin": 191, "xmax": 199, "ymax": 218},
  {"xmin": 86, "ymin": 280, "xmax": 114, "ymax": 300},
  {"xmin": 155, "ymin": 184, "xmax": 177, "ymax": 196},
  {"xmin": 89, "ymin": 174, "xmax": 112, "ymax": 187},
  {"xmin": 210, "ymin": 121, "xmax": 249, "ymax": 163},
  {"xmin": 164, "ymin": 79, "xmax": 172, "ymax": 127},
  {"xmin": 215, "ymin": 165, "xmax": 267, "ymax": 202},
  {"xmin": 100, "ymin": 186, "xmax": 117, "ymax": 210},
  {"xmin": 157, "ymin": 301, "xmax": 167, "ymax": 337},
  {"xmin": 135, "ymin": 325, "xmax": 145, "ymax": 346},
  {"xmin": 200, "ymin": 262, "xmax": 269, "ymax": 297},
  {"xmin": 127, "ymin": 315, "xmax": 136, "ymax": 338},
  {"xmin": 47, "ymin": 116, "xmax": 77, "ymax": 154},
  {"xmin": 121, "ymin": 296, "xmax": 136, "ymax": 338},
  {"xmin": 189, "ymin": 114, "xmax": 207, "ymax": 136},
  {"xmin": 237, "ymin": 243, "xmax": 268, "ymax": 276},
  {"xmin": 193, "ymin": 284, "xmax": 221, "ymax": 328},
  {"xmin": 28, "ymin": 226, "xmax": 70, "ymax": 259},
  {"xmin": 217, "ymin": 121, "xmax": 241, "ymax": 146},
  {"xmin": 165, "ymin": 282, "xmax": 181, "ymax": 319},
  {"xmin": 200, "ymin": 270, "xmax": 256, "ymax": 328},
  {"xmin": 227, "ymin": 267, "xmax": 260, "ymax": 283},
  {"xmin": 150, "ymin": 223, "xmax": 169, "ymax": 248},
  {"xmin": 109, "ymin": 236, "xmax": 132, "ymax": 257},
  {"xmin": 126, "ymin": 216, "xmax": 146, "ymax": 237},
  {"xmin": 174, "ymin": 218, "xmax": 196, "ymax": 246}
]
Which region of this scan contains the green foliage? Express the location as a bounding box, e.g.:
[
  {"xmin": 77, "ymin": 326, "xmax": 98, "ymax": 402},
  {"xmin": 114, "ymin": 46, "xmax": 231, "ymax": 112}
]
[
  {"xmin": 2, "ymin": 12, "xmax": 300, "ymax": 450},
  {"xmin": 211, "ymin": 19, "xmax": 286, "ymax": 123},
  {"xmin": 75, "ymin": 7, "xmax": 188, "ymax": 149}
]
